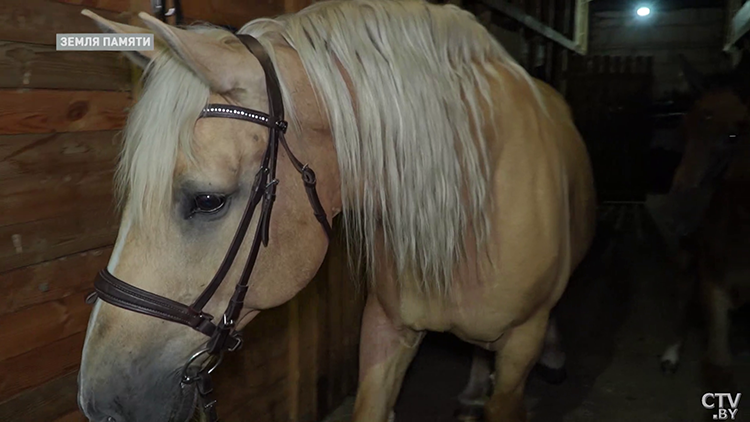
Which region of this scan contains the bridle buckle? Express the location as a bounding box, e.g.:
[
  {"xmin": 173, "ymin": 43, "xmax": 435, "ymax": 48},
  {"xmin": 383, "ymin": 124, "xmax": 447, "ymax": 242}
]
[
  {"xmin": 228, "ymin": 333, "xmax": 244, "ymax": 352},
  {"xmin": 275, "ymin": 119, "xmax": 288, "ymax": 133}
]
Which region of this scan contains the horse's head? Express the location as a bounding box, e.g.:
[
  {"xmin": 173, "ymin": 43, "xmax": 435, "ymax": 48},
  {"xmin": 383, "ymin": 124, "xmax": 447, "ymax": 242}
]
[
  {"xmin": 77, "ymin": 11, "xmax": 340, "ymax": 422},
  {"xmin": 670, "ymin": 54, "xmax": 750, "ymax": 193}
]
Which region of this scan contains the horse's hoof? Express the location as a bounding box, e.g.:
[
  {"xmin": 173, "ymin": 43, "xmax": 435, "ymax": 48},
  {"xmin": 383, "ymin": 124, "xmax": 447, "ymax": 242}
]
[
  {"xmin": 454, "ymin": 404, "xmax": 483, "ymax": 421},
  {"xmin": 660, "ymin": 358, "xmax": 679, "ymax": 375},
  {"xmin": 660, "ymin": 343, "xmax": 681, "ymax": 375},
  {"xmin": 534, "ymin": 363, "xmax": 567, "ymax": 385}
]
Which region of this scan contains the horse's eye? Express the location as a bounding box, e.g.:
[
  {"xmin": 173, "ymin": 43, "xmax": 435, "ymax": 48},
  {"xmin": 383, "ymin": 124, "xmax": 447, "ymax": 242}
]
[{"xmin": 193, "ymin": 194, "xmax": 226, "ymax": 214}]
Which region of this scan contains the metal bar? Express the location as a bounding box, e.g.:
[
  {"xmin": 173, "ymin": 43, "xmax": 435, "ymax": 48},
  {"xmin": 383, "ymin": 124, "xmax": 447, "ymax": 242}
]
[
  {"xmin": 726, "ymin": 0, "xmax": 750, "ymax": 50},
  {"xmin": 481, "ymin": 0, "xmax": 584, "ymax": 54},
  {"xmin": 574, "ymin": 0, "xmax": 589, "ymax": 54}
]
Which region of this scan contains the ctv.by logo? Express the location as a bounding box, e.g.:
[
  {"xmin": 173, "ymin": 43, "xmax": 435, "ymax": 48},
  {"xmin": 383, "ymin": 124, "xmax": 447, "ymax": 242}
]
[{"xmin": 702, "ymin": 393, "xmax": 741, "ymax": 420}]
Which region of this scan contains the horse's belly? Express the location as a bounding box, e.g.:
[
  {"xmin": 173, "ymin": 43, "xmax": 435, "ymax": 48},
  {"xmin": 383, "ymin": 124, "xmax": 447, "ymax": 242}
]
[{"xmin": 394, "ymin": 277, "xmax": 547, "ymax": 344}]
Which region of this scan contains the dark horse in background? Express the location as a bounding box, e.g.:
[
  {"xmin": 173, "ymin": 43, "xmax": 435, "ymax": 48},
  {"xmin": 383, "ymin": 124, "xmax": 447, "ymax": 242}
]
[{"xmin": 659, "ymin": 49, "xmax": 750, "ymax": 390}]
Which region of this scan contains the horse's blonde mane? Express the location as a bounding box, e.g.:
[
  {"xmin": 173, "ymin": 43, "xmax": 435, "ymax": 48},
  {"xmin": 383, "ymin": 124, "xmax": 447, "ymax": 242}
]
[
  {"xmin": 242, "ymin": 0, "xmax": 533, "ymax": 294},
  {"xmin": 120, "ymin": 0, "xmax": 538, "ymax": 295}
]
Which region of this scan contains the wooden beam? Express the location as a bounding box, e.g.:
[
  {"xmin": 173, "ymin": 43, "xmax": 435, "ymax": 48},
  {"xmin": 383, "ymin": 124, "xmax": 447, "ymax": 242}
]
[
  {"xmin": 0, "ymin": 291, "xmax": 92, "ymax": 362},
  {"xmin": 574, "ymin": 0, "xmax": 589, "ymax": 55},
  {"xmin": 0, "ymin": 168, "xmax": 114, "ymax": 228},
  {"xmin": 0, "ymin": 210, "xmax": 117, "ymax": 273},
  {"xmin": 0, "ymin": 331, "xmax": 85, "ymax": 400},
  {"xmin": 54, "ymin": 411, "xmax": 86, "ymax": 422},
  {"xmin": 53, "ymin": 0, "xmax": 129, "ymax": 12},
  {"xmin": 0, "ymin": 90, "xmax": 130, "ymax": 135},
  {"xmin": 726, "ymin": 0, "xmax": 750, "ymax": 50},
  {"xmin": 482, "ymin": 0, "xmax": 584, "ymax": 54},
  {"xmin": 56, "ymin": 0, "xmax": 285, "ymax": 27},
  {"xmin": 0, "ymin": 246, "xmax": 112, "ymax": 316},
  {"xmin": 180, "ymin": 0, "xmax": 284, "ymax": 29},
  {"xmin": 285, "ymin": 0, "xmax": 314, "ymax": 13},
  {"xmin": 0, "ymin": 0, "xmax": 125, "ymax": 45},
  {"xmin": 287, "ymin": 293, "xmax": 300, "ymax": 422},
  {"xmin": 0, "ymin": 131, "xmax": 120, "ymax": 183},
  {"xmin": 0, "ymin": 130, "xmax": 118, "ymax": 273},
  {"xmin": 0, "ymin": 371, "xmax": 81, "ymax": 421},
  {"xmin": 0, "ymin": 42, "xmax": 130, "ymax": 91}
]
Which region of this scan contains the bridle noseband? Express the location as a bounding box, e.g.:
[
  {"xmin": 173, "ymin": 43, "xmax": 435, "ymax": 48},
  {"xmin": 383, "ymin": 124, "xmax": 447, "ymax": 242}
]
[{"xmin": 85, "ymin": 34, "xmax": 332, "ymax": 421}]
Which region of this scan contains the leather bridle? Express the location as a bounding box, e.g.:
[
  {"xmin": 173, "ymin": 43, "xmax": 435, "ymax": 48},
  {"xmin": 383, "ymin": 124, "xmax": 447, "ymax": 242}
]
[{"xmin": 85, "ymin": 34, "xmax": 332, "ymax": 421}]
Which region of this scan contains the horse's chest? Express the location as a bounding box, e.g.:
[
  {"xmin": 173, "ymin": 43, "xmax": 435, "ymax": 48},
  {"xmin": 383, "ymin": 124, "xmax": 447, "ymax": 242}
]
[{"xmin": 396, "ymin": 295, "xmax": 454, "ymax": 332}]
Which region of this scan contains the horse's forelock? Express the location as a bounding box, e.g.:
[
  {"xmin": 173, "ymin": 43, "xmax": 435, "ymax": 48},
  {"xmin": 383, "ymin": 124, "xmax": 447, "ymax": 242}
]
[{"xmin": 117, "ymin": 37, "xmax": 213, "ymax": 230}]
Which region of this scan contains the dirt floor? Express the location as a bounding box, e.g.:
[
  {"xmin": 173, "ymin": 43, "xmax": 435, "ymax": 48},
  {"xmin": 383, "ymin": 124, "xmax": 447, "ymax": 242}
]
[{"xmin": 322, "ymin": 203, "xmax": 750, "ymax": 422}]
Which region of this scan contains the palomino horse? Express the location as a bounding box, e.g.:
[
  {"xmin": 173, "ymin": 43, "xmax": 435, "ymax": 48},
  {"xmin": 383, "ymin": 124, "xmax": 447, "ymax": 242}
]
[
  {"xmin": 660, "ymin": 53, "xmax": 750, "ymax": 389},
  {"xmin": 77, "ymin": 1, "xmax": 596, "ymax": 421}
]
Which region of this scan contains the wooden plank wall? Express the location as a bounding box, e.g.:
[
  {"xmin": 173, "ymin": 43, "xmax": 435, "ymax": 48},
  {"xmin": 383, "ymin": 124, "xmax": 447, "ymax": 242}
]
[
  {"xmin": 0, "ymin": 0, "xmax": 366, "ymax": 421},
  {"xmin": 0, "ymin": 4, "xmax": 132, "ymax": 421}
]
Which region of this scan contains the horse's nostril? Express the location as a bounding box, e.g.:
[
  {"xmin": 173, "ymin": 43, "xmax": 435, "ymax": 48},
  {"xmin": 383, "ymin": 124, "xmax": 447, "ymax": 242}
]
[{"xmin": 107, "ymin": 417, "xmax": 117, "ymax": 422}]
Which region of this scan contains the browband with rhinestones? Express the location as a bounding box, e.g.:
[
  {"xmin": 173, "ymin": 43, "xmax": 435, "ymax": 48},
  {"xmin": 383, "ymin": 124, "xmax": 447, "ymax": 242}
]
[{"xmin": 200, "ymin": 104, "xmax": 288, "ymax": 133}]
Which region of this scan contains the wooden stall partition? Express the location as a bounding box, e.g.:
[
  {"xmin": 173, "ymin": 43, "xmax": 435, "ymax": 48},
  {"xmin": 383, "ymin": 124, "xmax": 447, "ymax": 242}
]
[
  {"xmin": 566, "ymin": 54, "xmax": 654, "ymax": 202},
  {"xmin": 210, "ymin": 223, "xmax": 366, "ymax": 422},
  {"xmin": 0, "ymin": 3, "xmax": 132, "ymax": 421},
  {"xmin": 0, "ymin": 0, "xmax": 366, "ymax": 421}
]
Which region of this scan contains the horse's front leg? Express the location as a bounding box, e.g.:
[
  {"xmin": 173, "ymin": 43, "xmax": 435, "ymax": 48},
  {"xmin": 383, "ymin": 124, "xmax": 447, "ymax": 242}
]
[
  {"xmin": 485, "ymin": 310, "xmax": 549, "ymax": 422},
  {"xmin": 352, "ymin": 295, "xmax": 424, "ymax": 422},
  {"xmin": 660, "ymin": 259, "xmax": 697, "ymax": 374}
]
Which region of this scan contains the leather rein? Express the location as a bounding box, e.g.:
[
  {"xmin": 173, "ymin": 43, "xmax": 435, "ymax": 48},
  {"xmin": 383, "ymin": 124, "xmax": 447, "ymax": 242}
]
[{"xmin": 85, "ymin": 33, "xmax": 332, "ymax": 421}]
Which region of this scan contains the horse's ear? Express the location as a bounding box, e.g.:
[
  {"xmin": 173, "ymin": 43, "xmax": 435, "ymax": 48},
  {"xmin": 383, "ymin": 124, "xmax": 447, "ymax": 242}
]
[
  {"xmin": 677, "ymin": 54, "xmax": 706, "ymax": 95},
  {"xmin": 81, "ymin": 9, "xmax": 163, "ymax": 69},
  {"xmin": 137, "ymin": 12, "xmax": 264, "ymax": 93}
]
